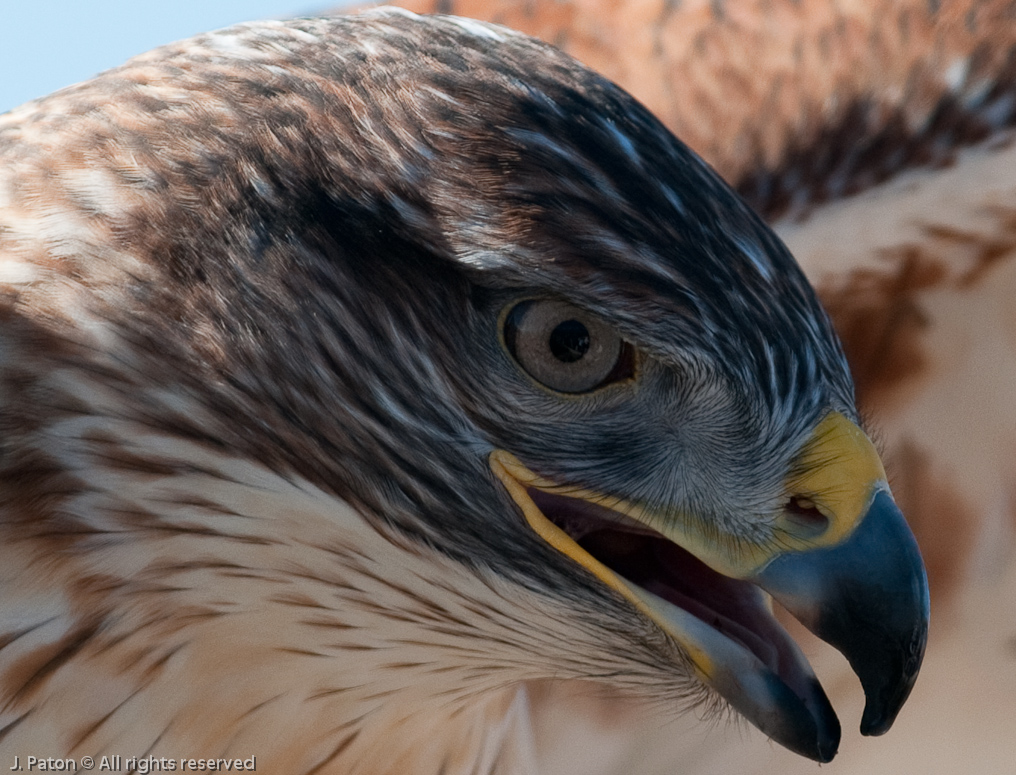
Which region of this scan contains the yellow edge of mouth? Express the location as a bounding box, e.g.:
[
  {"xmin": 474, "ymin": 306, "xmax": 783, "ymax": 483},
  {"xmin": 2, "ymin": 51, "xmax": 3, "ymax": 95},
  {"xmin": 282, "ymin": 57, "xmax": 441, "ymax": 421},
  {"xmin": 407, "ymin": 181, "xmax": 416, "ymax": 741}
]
[
  {"xmin": 491, "ymin": 411, "xmax": 889, "ymax": 580},
  {"xmin": 488, "ymin": 449, "xmax": 716, "ymax": 679},
  {"xmin": 488, "ymin": 408, "xmax": 891, "ymax": 680}
]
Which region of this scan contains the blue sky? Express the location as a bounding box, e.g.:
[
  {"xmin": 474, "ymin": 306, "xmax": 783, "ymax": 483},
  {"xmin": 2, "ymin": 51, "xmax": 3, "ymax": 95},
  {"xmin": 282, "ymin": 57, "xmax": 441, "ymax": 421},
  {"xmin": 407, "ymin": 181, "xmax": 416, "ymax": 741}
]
[{"xmin": 1, "ymin": 1, "xmax": 345, "ymax": 114}]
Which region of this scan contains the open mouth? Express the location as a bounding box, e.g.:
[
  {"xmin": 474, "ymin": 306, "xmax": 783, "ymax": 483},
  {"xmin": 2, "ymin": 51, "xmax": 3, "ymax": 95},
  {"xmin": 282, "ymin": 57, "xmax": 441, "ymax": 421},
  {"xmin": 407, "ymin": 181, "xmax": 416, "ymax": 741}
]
[
  {"xmin": 489, "ymin": 411, "xmax": 929, "ymax": 764},
  {"xmin": 529, "ymin": 488, "xmax": 831, "ymax": 724},
  {"xmin": 489, "ymin": 449, "xmax": 842, "ymax": 762}
]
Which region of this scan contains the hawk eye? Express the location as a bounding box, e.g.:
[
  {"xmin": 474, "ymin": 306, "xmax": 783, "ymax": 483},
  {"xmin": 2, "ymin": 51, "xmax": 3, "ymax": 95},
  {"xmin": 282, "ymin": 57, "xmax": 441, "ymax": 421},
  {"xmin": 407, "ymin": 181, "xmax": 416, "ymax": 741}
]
[
  {"xmin": 548, "ymin": 320, "xmax": 590, "ymax": 362},
  {"xmin": 503, "ymin": 300, "xmax": 633, "ymax": 393}
]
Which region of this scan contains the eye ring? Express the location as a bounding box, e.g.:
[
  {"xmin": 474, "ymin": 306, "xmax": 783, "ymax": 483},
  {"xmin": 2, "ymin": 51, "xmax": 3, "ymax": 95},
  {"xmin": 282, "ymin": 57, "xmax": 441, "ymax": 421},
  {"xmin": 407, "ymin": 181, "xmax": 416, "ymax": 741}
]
[{"xmin": 502, "ymin": 299, "xmax": 635, "ymax": 393}]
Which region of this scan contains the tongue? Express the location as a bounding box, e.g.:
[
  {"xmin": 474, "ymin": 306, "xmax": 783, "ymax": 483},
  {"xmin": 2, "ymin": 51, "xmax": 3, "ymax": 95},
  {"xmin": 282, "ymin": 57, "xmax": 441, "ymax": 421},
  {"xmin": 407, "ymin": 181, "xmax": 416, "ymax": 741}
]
[
  {"xmin": 627, "ymin": 581, "xmax": 841, "ymax": 763},
  {"xmin": 579, "ymin": 528, "xmax": 841, "ymax": 761},
  {"xmin": 529, "ymin": 488, "xmax": 842, "ymax": 761},
  {"xmin": 653, "ymin": 541, "xmax": 798, "ymax": 686}
]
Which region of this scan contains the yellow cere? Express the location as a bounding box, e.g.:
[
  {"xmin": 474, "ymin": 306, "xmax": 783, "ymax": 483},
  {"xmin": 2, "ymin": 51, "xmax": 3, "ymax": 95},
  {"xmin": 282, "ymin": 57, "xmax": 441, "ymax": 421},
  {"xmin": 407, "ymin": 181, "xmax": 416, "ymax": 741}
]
[
  {"xmin": 489, "ymin": 450, "xmax": 639, "ymax": 602},
  {"xmin": 781, "ymin": 411, "xmax": 888, "ymax": 549},
  {"xmin": 489, "ymin": 410, "xmax": 889, "ymax": 584}
]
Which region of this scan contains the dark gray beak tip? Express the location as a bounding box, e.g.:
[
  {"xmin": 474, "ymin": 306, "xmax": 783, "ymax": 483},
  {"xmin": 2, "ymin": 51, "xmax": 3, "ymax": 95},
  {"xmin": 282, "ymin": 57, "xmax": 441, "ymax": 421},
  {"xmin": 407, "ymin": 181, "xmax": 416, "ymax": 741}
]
[
  {"xmin": 860, "ymin": 705, "xmax": 894, "ymax": 738},
  {"xmin": 811, "ymin": 677, "xmax": 841, "ymax": 762},
  {"xmin": 859, "ymin": 605, "xmax": 929, "ymax": 736},
  {"xmin": 817, "ymin": 733, "xmax": 839, "ymax": 764},
  {"xmin": 757, "ymin": 673, "xmax": 840, "ymax": 762},
  {"xmin": 757, "ymin": 488, "xmax": 931, "ymax": 740},
  {"xmin": 818, "ymin": 489, "xmax": 930, "ymax": 737}
]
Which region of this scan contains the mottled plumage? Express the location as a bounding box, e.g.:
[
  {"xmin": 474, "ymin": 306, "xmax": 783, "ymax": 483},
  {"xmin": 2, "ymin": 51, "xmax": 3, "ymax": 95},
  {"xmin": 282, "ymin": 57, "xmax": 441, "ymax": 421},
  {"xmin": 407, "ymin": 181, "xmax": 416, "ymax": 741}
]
[{"xmin": 0, "ymin": 9, "xmax": 929, "ymax": 775}]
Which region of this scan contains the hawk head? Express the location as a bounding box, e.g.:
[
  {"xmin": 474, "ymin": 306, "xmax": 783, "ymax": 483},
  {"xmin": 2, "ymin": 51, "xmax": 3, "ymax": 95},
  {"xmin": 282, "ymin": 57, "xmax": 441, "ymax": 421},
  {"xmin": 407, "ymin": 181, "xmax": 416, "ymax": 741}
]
[{"xmin": 0, "ymin": 8, "xmax": 928, "ymax": 769}]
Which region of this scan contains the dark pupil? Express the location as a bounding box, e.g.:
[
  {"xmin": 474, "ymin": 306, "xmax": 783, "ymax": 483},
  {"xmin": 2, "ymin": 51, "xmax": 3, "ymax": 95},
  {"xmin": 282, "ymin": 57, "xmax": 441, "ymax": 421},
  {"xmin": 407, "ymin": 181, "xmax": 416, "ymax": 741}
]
[{"xmin": 548, "ymin": 320, "xmax": 591, "ymax": 363}]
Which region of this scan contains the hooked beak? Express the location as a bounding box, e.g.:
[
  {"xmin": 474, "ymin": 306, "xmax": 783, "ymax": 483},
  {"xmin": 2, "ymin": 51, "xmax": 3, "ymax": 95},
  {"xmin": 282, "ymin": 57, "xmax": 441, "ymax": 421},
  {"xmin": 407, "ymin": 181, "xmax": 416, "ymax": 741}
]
[
  {"xmin": 490, "ymin": 411, "xmax": 930, "ymax": 762},
  {"xmin": 755, "ymin": 487, "xmax": 929, "ymax": 735}
]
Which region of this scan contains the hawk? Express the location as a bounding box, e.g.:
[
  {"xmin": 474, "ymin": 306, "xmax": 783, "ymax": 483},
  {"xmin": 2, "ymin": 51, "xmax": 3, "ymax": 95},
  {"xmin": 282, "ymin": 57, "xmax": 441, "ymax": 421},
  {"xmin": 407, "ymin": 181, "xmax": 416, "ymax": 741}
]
[
  {"xmin": 363, "ymin": 3, "xmax": 1016, "ymax": 772},
  {"xmin": 0, "ymin": 9, "xmax": 928, "ymax": 774}
]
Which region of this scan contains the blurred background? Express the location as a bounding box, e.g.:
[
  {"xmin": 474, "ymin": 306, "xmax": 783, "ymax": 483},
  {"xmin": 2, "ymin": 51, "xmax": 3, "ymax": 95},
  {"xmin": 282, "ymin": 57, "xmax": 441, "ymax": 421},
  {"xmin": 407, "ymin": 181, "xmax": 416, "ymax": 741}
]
[
  {"xmin": 6, "ymin": 1, "xmax": 1015, "ymax": 773},
  {"xmin": 0, "ymin": 1, "xmax": 320, "ymax": 113}
]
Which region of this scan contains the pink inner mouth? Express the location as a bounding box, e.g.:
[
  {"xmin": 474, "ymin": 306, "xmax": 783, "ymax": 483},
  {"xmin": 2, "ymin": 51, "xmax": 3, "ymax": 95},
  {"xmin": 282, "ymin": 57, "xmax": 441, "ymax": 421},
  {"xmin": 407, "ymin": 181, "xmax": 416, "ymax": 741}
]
[{"xmin": 528, "ymin": 488, "xmax": 811, "ymax": 698}]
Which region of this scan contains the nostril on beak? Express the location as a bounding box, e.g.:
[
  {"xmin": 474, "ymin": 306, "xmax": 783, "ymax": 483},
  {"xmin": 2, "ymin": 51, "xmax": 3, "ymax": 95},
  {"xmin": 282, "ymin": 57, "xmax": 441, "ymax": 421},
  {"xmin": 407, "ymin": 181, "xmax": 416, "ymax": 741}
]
[{"xmin": 784, "ymin": 496, "xmax": 830, "ymax": 538}]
